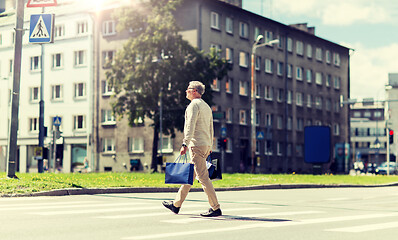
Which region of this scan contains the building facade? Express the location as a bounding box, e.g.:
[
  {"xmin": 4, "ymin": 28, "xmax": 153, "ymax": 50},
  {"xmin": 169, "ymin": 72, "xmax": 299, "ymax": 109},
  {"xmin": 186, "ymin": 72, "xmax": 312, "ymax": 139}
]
[
  {"xmin": 0, "ymin": 2, "xmax": 94, "ymax": 172},
  {"xmin": 350, "ymin": 102, "xmax": 387, "ymax": 168},
  {"xmin": 0, "ymin": 0, "xmax": 351, "ymax": 174}
]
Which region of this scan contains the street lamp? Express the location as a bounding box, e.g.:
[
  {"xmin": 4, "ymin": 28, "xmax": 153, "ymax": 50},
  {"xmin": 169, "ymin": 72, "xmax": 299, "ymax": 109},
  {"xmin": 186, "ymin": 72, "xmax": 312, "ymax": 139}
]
[{"xmin": 251, "ymin": 35, "xmax": 279, "ymax": 173}]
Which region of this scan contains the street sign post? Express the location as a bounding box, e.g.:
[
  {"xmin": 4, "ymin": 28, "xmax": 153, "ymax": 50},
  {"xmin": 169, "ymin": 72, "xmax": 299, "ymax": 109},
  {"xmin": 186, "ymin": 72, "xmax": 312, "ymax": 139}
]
[
  {"xmin": 34, "ymin": 146, "xmax": 43, "ymax": 160},
  {"xmin": 27, "ymin": 0, "xmax": 57, "ymax": 8},
  {"xmin": 29, "ymin": 14, "xmax": 55, "ymax": 43}
]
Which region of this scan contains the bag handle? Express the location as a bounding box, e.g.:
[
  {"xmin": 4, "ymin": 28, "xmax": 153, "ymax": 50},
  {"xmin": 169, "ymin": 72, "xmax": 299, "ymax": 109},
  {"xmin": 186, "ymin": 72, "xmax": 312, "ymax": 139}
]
[{"xmin": 174, "ymin": 152, "xmax": 190, "ymax": 163}]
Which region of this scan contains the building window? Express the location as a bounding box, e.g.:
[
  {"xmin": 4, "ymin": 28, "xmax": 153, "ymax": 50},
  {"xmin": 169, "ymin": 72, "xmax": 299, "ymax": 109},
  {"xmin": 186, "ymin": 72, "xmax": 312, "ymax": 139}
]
[
  {"xmin": 128, "ymin": 137, "xmax": 144, "ymax": 153},
  {"xmin": 326, "ymin": 74, "xmax": 332, "ymax": 87},
  {"xmin": 52, "ymin": 53, "xmax": 63, "ymax": 69},
  {"xmin": 255, "ymin": 111, "xmax": 260, "ymax": 126},
  {"xmin": 287, "ymin": 90, "xmax": 292, "ymax": 104},
  {"xmin": 315, "ymin": 72, "xmax": 322, "ymax": 85},
  {"xmin": 51, "ymin": 85, "xmax": 63, "ymax": 101},
  {"xmin": 264, "ymin": 86, "xmax": 273, "ymax": 101},
  {"xmin": 225, "ymin": 48, "xmax": 233, "ymax": 64},
  {"xmin": 9, "ymin": 59, "xmax": 13, "ymax": 75},
  {"xmin": 265, "ymin": 59, "xmax": 272, "ymax": 74},
  {"xmin": 77, "ymin": 21, "xmax": 88, "ymax": 35},
  {"xmin": 277, "ymin": 89, "xmax": 283, "ymax": 102},
  {"xmin": 265, "ymin": 140, "xmax": 273, "ymax": 155},
  {"xmin": 296, "ymin": 67, "xmax": 303, "ymax": 80},
  {"xmin": 103, "ymin": 20, "xmax": 116, "ymax": 36},
  {"xmin": 74, "ymin": 115, "xmax": 86, "ymax": 130},
  {"xmin": 255, "ymin": 56, "xmax": 261, "ymax": 71},
  {"xmin": 226, "ymin": 108, "xmax": 233, "ymax": 123},
  {"xmin": 29, "ymin": 117, "xmax": 39, "ymax": 132},
  {"xmin": 334, "ymin": 53, "xmax": 341, "ymax": 66},
  {"xmin": 265, "ymin": 113, "xmax": 272, "ymax": 127},
  {"xmin": 315, "ymin": 96, "xmax": 322, "ymax": 109},
  {"xmin": 287, "ymin": 64, "xmax": 292, "ymax": 78},
  {"xmin": 30, "ymin": 56, "xmax": 41, "ymax": 71},
  {"xmin": 226, "ymin": 78, "xmax": 233, "ymax": 94},
  {"xmin": 226, "ymin": 17, "xmax": 233, "ymax": 34},
  {"xmin": 315, "ymin": 48, "xmax": 322, "ymax": 61},
  {"xmin": 326, "ymin": 50, "xmax": 331, "ymax": 64},
  {"xmin": 54, "ymin": 25, "xmax": 65, "ymax": 38},
  {"xmin": 287, "ymin": 117, "xmax": 292, "ymax": 130},
  {"xmin": 307, "ymin": 94, "xmax": 312, "ymax": 108},
  {"xmin": 277, "ymin": 142, "xmax": 283, "ymax": 156},
  {"xmin": 256, "ymin": 140, "xmax": 260, "ymax": 154},
  {"xmin": 334, "ymin": 76, "xmax": 341, "ymax": 89},
  {"xmin": 239, "ymin": 81, "xmax": 248, "ymax": 96},
  {"xmin": 211, "ymin": 78, "xmax": 220, "ymax": 91},
  {"xmin": 239, "ymin": 22, "xmax": 248, "ymax": 38},
  {"xmin": 74, "ymin": 83, "xmax": 86, "ymax": 99},
  {"xmin": 30, "ymin": 87, "xmax": 40, "ymax": 103},
  {"xmin": 306, "ymin": 69, "xmax": 312, "ymax": 83},
  {"xmin": 297, "ymin": 118, "xmax": 304, "ymax": 131},
  {"xmin": 296, "ymin": 41, "xmax": 303, "ymax": 55},
  {"xmin": 211, "ymin": 12, "xmax": 220, "ymax": 30},
  {"xmin": 307, "ymin": 44, "xmax": 312, "ymax": 58},
  {"xmin": 265, "ymin": 30, "xmax": 273, "ymax": 44},
  {"xmin": 277, "ymin": 62, "xmax": 283, "ymax": 76},
  {"xmin": 326, "ymin": 99, "xmax": 332, "ymax": 111},
  {"xmin": 296, "ymin": 145, "xmax": 303, "ymax": 157},
  {"xmin": 255, "ymin": 84, "xmax": 261, "ymax": 98},
  {"xmin": 159, "ymin": 136, "xmax": 173, "ymax": 153},
  {"xmin": 102, "ymin": 80, "xmax": 114, "ymax": 96},
  {"xmin": 239, "ymin": 110, "xmax": 247, "ymax": 125},
  {"xmin": 102, "ymin": 138, "xmax": 115, "ymax": 153},
  {"xmin": 287, "ymin": 143, "xmax": 292, "ymax": 156},
  {"xmin": 102, "ymin": 50, "xmax": 115, "ymax": 68},
  {"xmin": 277, "ymin": 116, "xmax": 283, "ymax": 129},
  {"xmin": 101, "ymin": 109, "xmax": 115, "ymax": 125},
  {"xmin": 296, "ymin": 92, "xmax": 303, "ymax": 106},
  {"xmin": 74, "ymin": 50, "xmax": 86, "ymax": 66},
  {"xmin": 334, "ymin": 124, "xmax": 340, "ymax": 136},
  {"xmin": 287, "ymin": 37, "xmax": 293, "ymax": 52},
  {"xmin": 239, "ymin": 51, "xmax": 248, "ymax": 67},
  {"xmin": 254, "ymin": 27, "xmax": 261, "ymax": 41}
]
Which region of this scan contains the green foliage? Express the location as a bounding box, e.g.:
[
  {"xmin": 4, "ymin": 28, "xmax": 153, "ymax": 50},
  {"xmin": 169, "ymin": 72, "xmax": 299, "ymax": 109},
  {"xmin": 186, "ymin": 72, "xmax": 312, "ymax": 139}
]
[{"xmin": 106, "ymin": 0, "xmax": 229, "ymax": 136}]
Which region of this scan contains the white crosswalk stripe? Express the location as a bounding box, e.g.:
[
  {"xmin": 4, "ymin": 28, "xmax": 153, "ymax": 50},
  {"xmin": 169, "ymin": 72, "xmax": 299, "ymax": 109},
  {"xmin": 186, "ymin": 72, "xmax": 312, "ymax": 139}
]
[{"xmin": 326, "ymin": 221, "xmax": 398, "ymax": 233}]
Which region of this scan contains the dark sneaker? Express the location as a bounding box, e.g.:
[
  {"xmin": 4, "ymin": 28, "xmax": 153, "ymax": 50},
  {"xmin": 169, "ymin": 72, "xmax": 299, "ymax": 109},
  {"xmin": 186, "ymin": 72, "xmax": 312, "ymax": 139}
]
[
  {"xmin": 162, "ymin": 201, "xmax": 180, "ymax": 214},
  {"xmin": 200, "ymin": 208, "xmax": 222, "ymax": 217}
]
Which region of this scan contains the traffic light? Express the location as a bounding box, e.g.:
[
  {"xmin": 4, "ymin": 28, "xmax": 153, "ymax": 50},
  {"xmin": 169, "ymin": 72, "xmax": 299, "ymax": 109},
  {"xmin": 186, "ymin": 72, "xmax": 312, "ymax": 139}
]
[
  {"xmin": 221, "ymin": 138, "xmax": 228, "ymax": 150},
  {"xmin": 389, "ymin": 129, "xmax": 394, "ymax": 144},
  {"xmin": 217, "ymin": 138, "xmax": 222, "ymax": 149}
]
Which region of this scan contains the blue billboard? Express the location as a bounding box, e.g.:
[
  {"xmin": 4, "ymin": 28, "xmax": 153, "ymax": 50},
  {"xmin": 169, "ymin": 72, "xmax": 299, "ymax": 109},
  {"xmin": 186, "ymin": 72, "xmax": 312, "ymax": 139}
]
[{"xmin": 304, "ymin": 126, "xmax": 331, "ymax": 164}]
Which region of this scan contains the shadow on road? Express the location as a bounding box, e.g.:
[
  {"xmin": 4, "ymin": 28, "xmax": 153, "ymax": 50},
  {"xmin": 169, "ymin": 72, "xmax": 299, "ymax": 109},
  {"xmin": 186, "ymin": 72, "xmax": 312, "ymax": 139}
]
[{"xmin": 183, "ymin": 215, "xmax": 291, "ymax": 222}]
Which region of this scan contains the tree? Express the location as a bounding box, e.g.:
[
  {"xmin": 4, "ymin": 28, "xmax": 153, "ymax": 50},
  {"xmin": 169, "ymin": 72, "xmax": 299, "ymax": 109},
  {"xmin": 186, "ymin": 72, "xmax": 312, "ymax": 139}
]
[{"xmin": 106, "ymin": 0, "xmax": 229, "ymax": 172}]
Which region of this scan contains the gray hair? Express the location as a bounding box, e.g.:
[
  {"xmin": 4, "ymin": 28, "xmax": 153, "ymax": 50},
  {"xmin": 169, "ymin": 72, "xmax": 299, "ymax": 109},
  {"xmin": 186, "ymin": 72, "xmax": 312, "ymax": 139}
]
[{"xmin": 189, "ymin": 81, "xmax": 205, "ymax": 95}]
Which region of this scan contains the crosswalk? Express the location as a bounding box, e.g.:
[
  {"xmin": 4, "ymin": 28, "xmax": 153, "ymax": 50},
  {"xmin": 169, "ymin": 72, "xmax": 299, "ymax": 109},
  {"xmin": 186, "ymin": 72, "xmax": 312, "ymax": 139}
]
[{"xmin": 1, "ymin": 193, "xmax": 398, "ymax": 240}]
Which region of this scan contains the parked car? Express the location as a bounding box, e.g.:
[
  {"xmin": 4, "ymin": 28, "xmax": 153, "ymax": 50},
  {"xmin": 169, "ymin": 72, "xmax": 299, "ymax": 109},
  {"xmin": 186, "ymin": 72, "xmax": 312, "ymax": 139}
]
[{"xmin": 375, "ymin": 162, "xmax": 397, "ymax": 175}]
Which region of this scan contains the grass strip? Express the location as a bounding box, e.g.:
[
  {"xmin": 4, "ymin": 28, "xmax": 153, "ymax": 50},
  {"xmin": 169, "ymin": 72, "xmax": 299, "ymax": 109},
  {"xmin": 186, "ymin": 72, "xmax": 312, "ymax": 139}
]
[{"xmin": 1, "ymin": 172, "xmax": 398, "ymax": 196}]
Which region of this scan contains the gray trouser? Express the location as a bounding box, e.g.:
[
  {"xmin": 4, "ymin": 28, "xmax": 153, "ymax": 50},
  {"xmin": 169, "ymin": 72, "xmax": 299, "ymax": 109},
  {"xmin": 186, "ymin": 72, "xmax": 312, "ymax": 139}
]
[{"xmin": 174, "ymin": 145, "xmax": 220, "ymax": 210}]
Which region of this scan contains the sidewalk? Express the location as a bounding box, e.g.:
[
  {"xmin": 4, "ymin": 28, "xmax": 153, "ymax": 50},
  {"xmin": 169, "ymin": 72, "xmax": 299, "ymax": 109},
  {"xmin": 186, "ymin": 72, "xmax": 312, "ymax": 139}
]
[{"xmin": 4, "ymin": 182, "xmax": 398, "ymax": 198}]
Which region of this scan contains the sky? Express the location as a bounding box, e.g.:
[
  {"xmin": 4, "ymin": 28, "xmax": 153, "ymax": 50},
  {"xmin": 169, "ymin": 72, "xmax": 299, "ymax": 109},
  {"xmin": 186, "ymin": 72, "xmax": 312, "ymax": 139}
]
[{"xmin": 243, "ymin": 0, "xmax": 398, "ymax": 101}]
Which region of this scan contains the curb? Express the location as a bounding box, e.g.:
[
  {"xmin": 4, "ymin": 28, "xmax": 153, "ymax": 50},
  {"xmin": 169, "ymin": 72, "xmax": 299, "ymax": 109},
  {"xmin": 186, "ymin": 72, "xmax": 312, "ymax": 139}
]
[{"xmin": 3, "ymin": 182, "xmax": 398, "ymax": 198}]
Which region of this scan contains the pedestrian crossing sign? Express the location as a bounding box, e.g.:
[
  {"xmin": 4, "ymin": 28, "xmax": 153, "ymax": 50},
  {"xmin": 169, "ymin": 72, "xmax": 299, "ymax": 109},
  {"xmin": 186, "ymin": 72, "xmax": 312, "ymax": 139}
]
[{"xmin": 29, "ymin": 14, "xmax": 55, "ymax": 43}]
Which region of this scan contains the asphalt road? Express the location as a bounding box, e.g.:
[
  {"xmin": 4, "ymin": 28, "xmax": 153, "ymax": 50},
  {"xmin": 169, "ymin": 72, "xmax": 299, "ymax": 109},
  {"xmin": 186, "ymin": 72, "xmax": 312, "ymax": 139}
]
[{"xmin": 1, "ymin": 187, "xmax": 398, "ymax": 240}]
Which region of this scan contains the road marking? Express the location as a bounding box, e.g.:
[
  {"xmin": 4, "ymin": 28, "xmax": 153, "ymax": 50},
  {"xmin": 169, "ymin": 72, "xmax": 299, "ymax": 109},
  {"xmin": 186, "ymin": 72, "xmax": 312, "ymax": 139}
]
[
  {"xmin": 2, "ymin": 202, "xmax": 144, "ymax": 211},
  {"xmin": 324, "ymin": 198, "xmax": 349, "ymax": 201},
  {"xmin": 162, "ymin": 210, "xmax": 319, "ymax": 224},
  {"xmin": 29, "ymin": 203, "xmax": 154, "ymax": 215},
  {"xmin": 326, "ymin": 221, "xmax": 398, "ymax": 233},
  {"xmin": 0, "ymin": 201, "xmax": 102, "ymax": 210},
  {"xmin": 122, "ymin": 212, "xmax": 398, "ymax": 239}
]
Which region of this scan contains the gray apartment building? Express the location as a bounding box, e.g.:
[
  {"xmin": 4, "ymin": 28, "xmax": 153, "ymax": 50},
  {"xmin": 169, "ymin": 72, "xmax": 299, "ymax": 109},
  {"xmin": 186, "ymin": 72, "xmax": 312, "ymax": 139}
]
[{"xmin": 93, "ymin": 0, "xmax": 350, "ymax": 174}]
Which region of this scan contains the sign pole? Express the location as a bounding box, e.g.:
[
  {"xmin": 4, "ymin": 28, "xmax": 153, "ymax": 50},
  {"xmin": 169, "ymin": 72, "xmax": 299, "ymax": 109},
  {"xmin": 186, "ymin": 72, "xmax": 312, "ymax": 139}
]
[{"xmin": 6, "ymin": 0, "xmax": 25, "ymax": 178}]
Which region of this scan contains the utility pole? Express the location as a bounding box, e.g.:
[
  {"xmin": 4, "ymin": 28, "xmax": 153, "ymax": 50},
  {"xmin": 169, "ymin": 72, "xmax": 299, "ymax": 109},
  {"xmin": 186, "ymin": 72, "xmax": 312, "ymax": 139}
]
[{"xmin": 6, "ymin": 0, "xmax": 25, "ymax": 178}]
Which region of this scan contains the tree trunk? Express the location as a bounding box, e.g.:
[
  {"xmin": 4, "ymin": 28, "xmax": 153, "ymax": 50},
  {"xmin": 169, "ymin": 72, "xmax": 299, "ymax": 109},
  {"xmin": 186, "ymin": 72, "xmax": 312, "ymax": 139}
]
[{"xmin": 151, "ymin": 124, "xmax": 159, "ymax": 172}]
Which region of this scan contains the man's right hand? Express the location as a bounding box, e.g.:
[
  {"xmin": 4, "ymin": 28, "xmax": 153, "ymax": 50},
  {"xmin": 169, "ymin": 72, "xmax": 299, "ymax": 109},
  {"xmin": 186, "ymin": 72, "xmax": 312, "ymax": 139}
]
[{"xmin": 180, "ymin": 146, "xmax": 187, "ymax": 155}]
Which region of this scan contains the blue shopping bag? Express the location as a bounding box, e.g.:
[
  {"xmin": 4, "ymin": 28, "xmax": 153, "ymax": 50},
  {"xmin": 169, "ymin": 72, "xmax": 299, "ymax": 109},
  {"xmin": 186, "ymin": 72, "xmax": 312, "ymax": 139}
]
[{"xmin": 165, "ymin": 154, "xmax": 194, "ymax": 185}]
